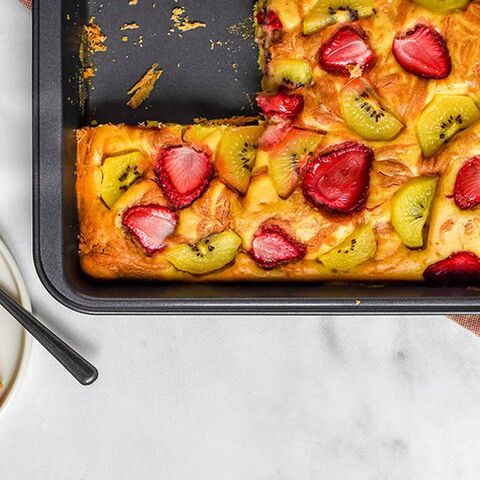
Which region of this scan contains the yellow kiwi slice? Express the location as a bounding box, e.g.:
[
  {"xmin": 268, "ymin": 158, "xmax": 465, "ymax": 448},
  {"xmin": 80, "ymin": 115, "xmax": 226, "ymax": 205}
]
[
  {"xmin": 319, "ymin": 225, "xmax": 376, "ymax": 272},
  {"xmin": 415, "ymin": 95, "xmax": 480, "ymax": 158},
  {"xmin": 412, "ymin": 0, "xmax": 470, "ymax": 12},
  {"xmin": 303, "ymin": 0, "xmax": 375, "ymax": 35},
  {"xmin": 215, "ymin": 126, "xmax": 263, "ymax": 194},
  {"xmin": 391, "ymin": 176, "xmax": 438, "ymax": 248},
  {"xmin": 269, "ymin": 59, "xmax": 314, "ymax": 89},
  {"xmin": 340, "ymin": 79, "xmax": 404, "ymax": 141},
  {"xmin": 166, "ymin": 230, "xmax": 242, "ymax": 275},
  {"xmin": 100, "ymin": 152, "xmax": 144, "ymax": 209},
  {"xmin": 269, "ymin": 130, "xmax": 323, "ymax": 198}
]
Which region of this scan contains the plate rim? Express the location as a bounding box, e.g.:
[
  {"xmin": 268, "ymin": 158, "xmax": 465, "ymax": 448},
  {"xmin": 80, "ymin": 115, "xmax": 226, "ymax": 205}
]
[{"xmin": 0, "ymin": 238, "xmax": 32, "ymax": 417}]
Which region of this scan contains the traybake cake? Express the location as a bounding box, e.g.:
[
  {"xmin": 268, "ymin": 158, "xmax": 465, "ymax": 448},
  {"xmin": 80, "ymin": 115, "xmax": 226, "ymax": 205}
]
[{"xmin": 77, "ymin": 0, "xmax": 480, "ymax": 283}]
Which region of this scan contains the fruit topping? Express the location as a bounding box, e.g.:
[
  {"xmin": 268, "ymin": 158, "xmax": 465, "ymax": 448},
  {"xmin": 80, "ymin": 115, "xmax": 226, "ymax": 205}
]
[
  {"xmin": 256, "ymin": 9, "xmax": 283, "ymax": 31},
  {"xmin": 412, "ymin": 0, "xmax": 471, "ymax": 13},
  {"xmin": 302, "ymin": 141, "xmax": 373, "ymax": 213},
  {"xmin": 166, "ymin": 230, "xmax": 242, "ymax": 275},
  {"xmin": 303, "ymin": 0, "xmax": 375, "ymax": 35},
  {"xmin": 154, "ymin": 145, "xmax": 213, "ymax": 210},
  {"xmin": 393, "ymin": 24, "xmax": 451, "ymax": 79},
  {"xmin": 319, "ymin": 224, "xmax": 377, "ymax": 271},
  {"xmin": 424, "ymin": 251, "xmax": 480, "ymax": 284},
  {"xmin": 259, "ymin": 120, "xmax": 294, "ymax": 150},
  {"xmin": 100, "ymin": 152, "xmax": 144, "ymax": 209},
  {"xmin": 318, "ymin": 25, "xmax": 375, "ymax": 76},
  {"xmin": 269, "ymin": 59, "xmax": 314, "ymax": 89},
  {"xmin": 453, "ymin": 156, "xmax": 480, "ymax": 210},
  {"xmin": 256, "ymin": 92, "xmax": 305, "ymax": 118},
  {"xmin": 215, "ymin": 126, "xmax": 263, "ymax": 194},
  {"xmin": 415, "ymin": 95, "xmax": 480, "ymax": 158},
  {"xmin": 251, "ymin": 224, "xmax": 306, "ymax": 268},
  {"xmin": 122, "ymin": 205, "xmax": 177, "ymax": 254},
  {"xmin": 391, "ymin": 176, "xmax": 438, "ymax": 248},
  {"xmin": 269, "ymin": 129, "xmax": 323, "ymax": 198},
  {"xmin": 340, "ymin": 78, "xmax": 404, "ymax": 141}
]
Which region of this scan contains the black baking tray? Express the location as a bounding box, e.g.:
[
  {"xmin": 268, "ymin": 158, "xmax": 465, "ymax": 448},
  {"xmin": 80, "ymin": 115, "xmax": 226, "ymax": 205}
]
[{"xmin": 33, "ymin": 0, "xmax": 480, "ymax": 314}]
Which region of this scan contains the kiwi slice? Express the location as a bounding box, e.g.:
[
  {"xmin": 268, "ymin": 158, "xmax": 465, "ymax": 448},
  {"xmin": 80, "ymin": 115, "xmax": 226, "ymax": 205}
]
[
  {"xmin": 303, "ymin": 0, "xmax": 375, "ymax": 35},
  {"xmin": 391, "ymin": 176, "xmax": 438, "ymax": 248},
  {"xmin": 166, "ymin": 230, "xmax": 242, "ymax": 275},
  {"xmin": 100, "ymin": 152, "xmax": 143, "ymax": 208},
  {"xmin": 269, "ymin": 59, "xmax": 314, "ymax": 89},
  {"xmin": 319, "ymin": 224, "xmax": 376, "ymax": 272},
  {"xmin": 412, "ymin": 0, "xmax": 470, "ymax": 12},
  {"xmin": 215, "ymin": 126, "xmax": 263, "ymax": 194},
  {"xmin": 340, "ymin": 80, "xmax": 404, "ymax": 141},
  {"xmin": 269, "ymin": 130, "xmax": 323, "ymax": 198},
  {"xmin": 415, "ymin": 95, "xmax": 480, "ymax": 158}
]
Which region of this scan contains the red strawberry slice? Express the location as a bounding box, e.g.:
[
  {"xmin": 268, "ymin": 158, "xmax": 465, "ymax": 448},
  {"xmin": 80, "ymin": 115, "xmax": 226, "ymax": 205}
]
[
  {"xmin": 301, "ymin": 141, "xmax": 373, "ymax": 214},
  {"xmin": 392, "ymin": 24, "xmax": 451, "ymax": 79},
  {"xmin": 122, "ymin": 204, "xmax": 178, "ymax": 254},
  {"xmin": 256, "ymin": 92, "xmax": 304, "ymax": 119},
  {"xmin": 318, "ymin": 26, "xmax": 375, "ymax": 76},
  {"xmin": 155, "ymin": 146, "xmax": 213, "ymax": 210},
  {"xmin": 256, "ymin": 9, "xmax": 283, "ymax": 31},
  {"xmin": 259, "ymin": 119, "xmax": 293, "ymax": 150},
  {"xmin": 453, "ymin": 156, "xmax": 480, "ymax": 210},
  {"xmin": 424, "ymin": 251, "xmax": 480, "ymax": 284},
  {"xmin": 251, "ymin": 224, "xmax": 306, "ymax": 268}
]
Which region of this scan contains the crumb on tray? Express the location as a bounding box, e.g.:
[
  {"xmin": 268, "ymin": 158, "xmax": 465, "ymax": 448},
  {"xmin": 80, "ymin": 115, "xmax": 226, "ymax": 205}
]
[
  {"xmin": 127, "ymin": 63, "xmax": 163, "ymax": 110},
  {"xmin": 170, "ymin": 7, "xmax": 206, "ymax": 32},
  {"xmin": 84, "ymin": 18, "xmax": 107, "ymax": 53}
]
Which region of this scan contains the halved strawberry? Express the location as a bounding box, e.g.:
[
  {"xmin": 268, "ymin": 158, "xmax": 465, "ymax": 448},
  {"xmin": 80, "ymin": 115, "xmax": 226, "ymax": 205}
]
[
  {"xmin": 251, "ymin": 224, "xmax": 306, "ymax": 268},
  {"xmin": 318, "ymin": 25, "xmax": 375, "ymax": 76},
  {"xmin": 258, "ymin": 120, "xmax": 293, "ymax": 150},
  {"xmin": 256, "ymin": 9, "xmax": 283, "ymax": 31},
  {"xmin": 424, "ymin": 251, "xmax": 480, "ymax": 284},
  {"xmin": 256, "ymin": 92, "xmax": 304, "ymax": 119},
  {"xmin": 454, "ymin": 156, "xmax": 480, "ymax": 210},
  {"xmin": 154, "ymin": 146, "xmax": 213, "ymax": 209},
  {"xmin": 301, "ymin": 141, "xmax": 373, "ymax": 213},
  {"xmin": 392, "ymin": 24, "xmax": 451, "ymax": 79},
  {"xmin": 122, "ymin": 204, "xmax": 178, "ymax": 254}
]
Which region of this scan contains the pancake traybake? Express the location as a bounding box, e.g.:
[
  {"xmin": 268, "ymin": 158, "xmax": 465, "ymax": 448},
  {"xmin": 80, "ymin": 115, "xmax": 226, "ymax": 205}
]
[{"xmin": 76, "ymin": 0, "xmax": 480, "ymax": 283}]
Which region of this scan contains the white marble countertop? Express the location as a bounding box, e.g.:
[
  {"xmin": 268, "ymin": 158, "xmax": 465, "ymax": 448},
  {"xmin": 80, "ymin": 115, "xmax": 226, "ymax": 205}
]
[{"xmin": 1, "ymin": 2, "xmax": 480, "ymax": 479}]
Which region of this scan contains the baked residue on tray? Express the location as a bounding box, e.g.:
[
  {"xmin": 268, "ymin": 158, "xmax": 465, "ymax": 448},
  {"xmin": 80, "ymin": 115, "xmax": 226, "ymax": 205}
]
[
  {"xmin": 121, "ymin": 22, "xmax": 140, "ymax": 30},
  {"xmin": 83, "ymin": 17, "xmax": 107, "ymax": 53},
  {"xmin": 170, "ymin": 7, "xmax": 206, "ymax": 32},
  {"xmin": 127, "ymin": 63, "xmax": 163, "ymax": 109}
]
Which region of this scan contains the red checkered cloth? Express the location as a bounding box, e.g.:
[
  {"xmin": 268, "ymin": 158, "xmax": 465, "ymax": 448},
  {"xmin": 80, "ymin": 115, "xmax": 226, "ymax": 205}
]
[{"xmin": 17, "ymin": 0, "xmax": 480, "ymax": 336}]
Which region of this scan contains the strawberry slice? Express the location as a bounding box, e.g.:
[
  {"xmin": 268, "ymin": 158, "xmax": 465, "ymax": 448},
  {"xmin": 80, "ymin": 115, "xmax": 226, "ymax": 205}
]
[
  {"xmin": 251, "ymin": 224, "xmax": 306, "ymax": 269},
  {"xmin": 301, "ymin": 141, "xmax": 373, "ymax": 213},
  {"xmin": 256, "ymin": 92, "xmax": 304, "ymax": 119},
  {"xmin": 454, "ymin": 156, "xmax": 480, "ymax": 210},
  {"xmin": 318, "ymin": 26, "xmax": 375, "ymax": 76},
  {"xmin": 154, "ymin": 146, "xmax": 213, "ymax": 210},
  {"xmin": 424, "ymin": 251, "xmax": 480, "ymax": 284},
  {"xmin": 392, "ymin": 24, "xmax": 451, "ymax": 79},
  {"xmin": 258, "ymin": 119, "xmax": 293, "ymax": 150},
  {"xmin": 122, "ymin": 204, "xmax": 178, "ymax": 254},
  {"xmin": 256, "ymin": 9, "xmax": 283, "ymax": 31}
]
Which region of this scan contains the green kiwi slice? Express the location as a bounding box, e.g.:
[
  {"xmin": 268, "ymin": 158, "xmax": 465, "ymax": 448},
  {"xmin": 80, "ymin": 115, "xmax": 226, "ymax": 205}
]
[
  {"xmin": 318, "ymin": 225, "xmax": 377, "ymax": 272},
  {"xmin": 100, "ymin": 152, "xmax": 144, "ymax": 208},
  {"xmin": 303, "ymin": 0, "xmax": 376, "ymax": 35},
  {"xmin": 391, "ymin": 176, "xmax": 438, "ymax": 248},
  {"xmin": 269, "ymin": 59, "xmax": 314, "ymax": 90},
  {"xmin": 340, "ymin": 79, "xmax": 404, "ymax": 141},
  {"xmin": 166, "ymin": 230, "xmax": 242, "ymax": 275},
  {"xmin": 269, "ymin": 130, "xmax": 323, "ymax": 198},
  {"xmin": 415, "ymin": 95, "xmax": 480, "ymax": 158}
]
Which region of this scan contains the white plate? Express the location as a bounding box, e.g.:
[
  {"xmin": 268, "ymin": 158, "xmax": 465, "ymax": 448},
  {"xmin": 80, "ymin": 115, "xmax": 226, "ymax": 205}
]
[{"xmin": 0, "ymin": 238, "xmax": 32, "ymax": 416}]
